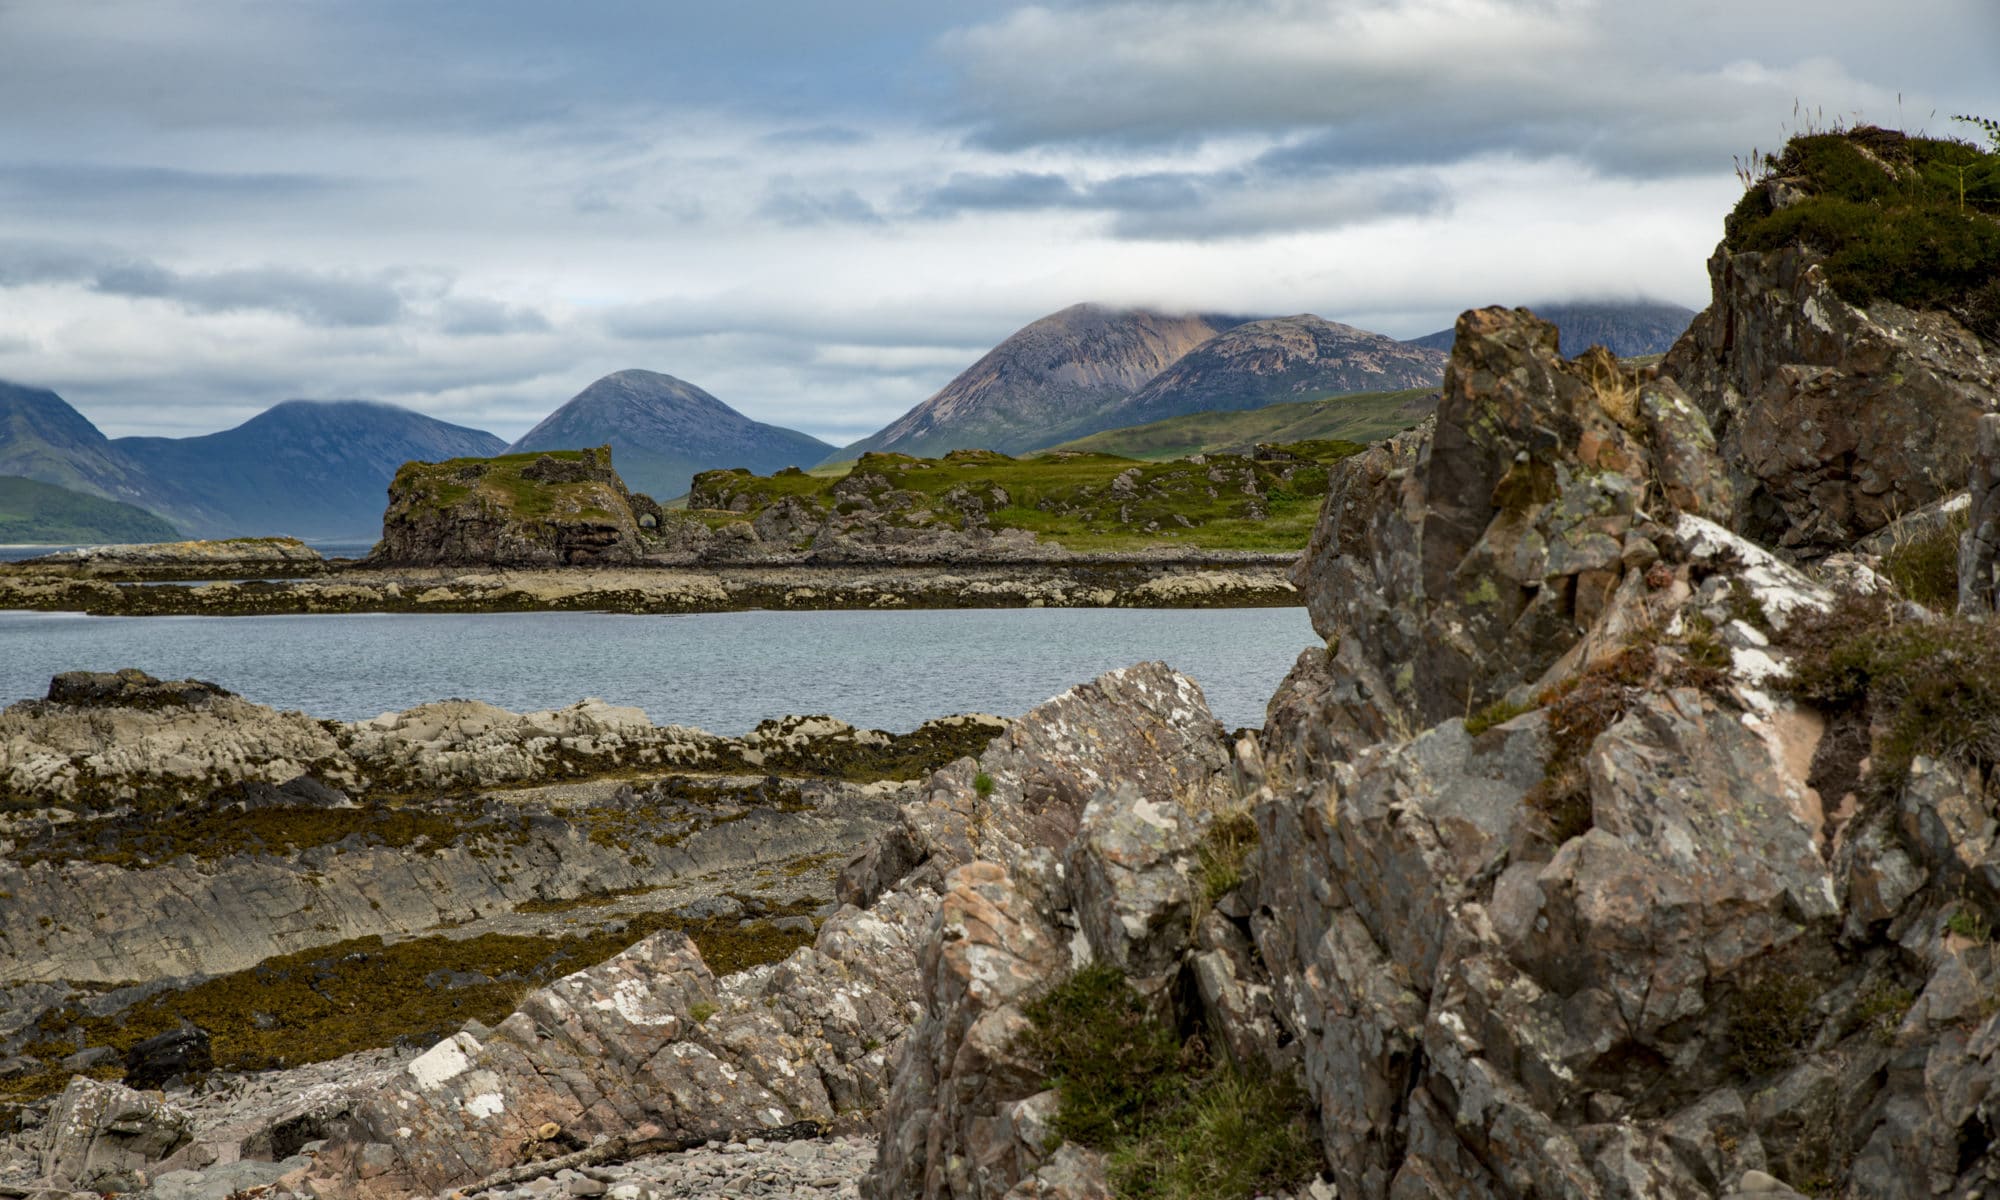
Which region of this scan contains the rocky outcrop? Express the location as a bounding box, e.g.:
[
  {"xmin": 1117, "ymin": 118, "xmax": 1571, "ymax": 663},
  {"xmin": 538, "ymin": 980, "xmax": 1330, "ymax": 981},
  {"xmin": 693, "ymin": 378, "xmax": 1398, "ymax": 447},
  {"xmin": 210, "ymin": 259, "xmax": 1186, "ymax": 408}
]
[
  {"xmin": 39, "ymin": 1079, "xmax": 193, "ymax": 1192},
  {"xmin": 1664, "ymin": 244, "xmax": 2000, "ymax": 555},
  {"xmin": 281, "ymin": 662, "xmax": 1238, "ymax": 1200},
  {"xmin": 1291, "ymin": 306, "xmax": 1732, "ymax": 741},
  {"xmin": 23, "ymin": 538, "xmax": 326, "ymax": 576},
  {"xmin": 370, "ymin": 447, "xmax": 660, "ymax": 567},
  {"xmin": 1962, "ymin": 413, "xmax": 2000, "ymax": 614}
]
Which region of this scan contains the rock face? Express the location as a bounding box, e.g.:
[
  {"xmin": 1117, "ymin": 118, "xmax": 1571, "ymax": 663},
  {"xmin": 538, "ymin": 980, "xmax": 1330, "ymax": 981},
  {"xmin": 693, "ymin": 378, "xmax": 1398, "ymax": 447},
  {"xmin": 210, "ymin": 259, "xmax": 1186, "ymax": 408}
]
[
  {"xmin": 27, "ymin": 537, "xmax": 326, "ymax": 574},
  {"xmin": 39, "ymin": 1079, "xmax": 192, "ymax": 1192},
  {"xmin": 286, "ymin": 662, "xmax": 1237, "ymax": 1199},
  {"xmin": 832, "ymin": 305, "xmax": 1236, "ymax": 461},
  {"xmin": 369, "ymin": 447, "xmax": 660, "ymax": 567},
  {"xmin": 1292, "ymin": 306, "xmax": 1731, "ymax": 737},
  {"xmin": 1107, "ymin": 314, "xmax": 1446, "ymax": 427},
  {"xmin": 506, "ymin": 371, "xmax": 832, "ymax": 502},
  {"xmin": 1664, "ymin": 244, "xmax": 2000, "ymax": 555}
]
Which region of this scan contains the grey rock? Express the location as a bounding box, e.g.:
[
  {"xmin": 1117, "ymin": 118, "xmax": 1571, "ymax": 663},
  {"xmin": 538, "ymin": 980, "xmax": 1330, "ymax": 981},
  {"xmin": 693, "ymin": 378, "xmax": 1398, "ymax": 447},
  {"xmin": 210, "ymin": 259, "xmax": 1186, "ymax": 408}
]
[{"xmin": 39, "ymin": 1079, "xmax": 192, "ymax": 1192}]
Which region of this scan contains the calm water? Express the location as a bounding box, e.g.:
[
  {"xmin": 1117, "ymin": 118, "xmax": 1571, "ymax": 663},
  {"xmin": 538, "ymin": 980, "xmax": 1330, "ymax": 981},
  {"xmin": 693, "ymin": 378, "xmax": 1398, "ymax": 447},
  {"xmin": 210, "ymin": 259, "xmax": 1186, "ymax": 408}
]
[{"xmin": 0, "ymin": 607, "xmax": 1318, "ymax": 733}]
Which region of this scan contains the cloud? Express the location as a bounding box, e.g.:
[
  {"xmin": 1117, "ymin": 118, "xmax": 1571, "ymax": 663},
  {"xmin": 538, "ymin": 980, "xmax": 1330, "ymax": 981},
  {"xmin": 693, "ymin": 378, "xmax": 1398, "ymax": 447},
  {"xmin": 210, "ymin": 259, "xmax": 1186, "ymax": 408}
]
[
  {"xmin": 436, "ymin": 297, "xmax": 554, "ymax": 336},
  {"xmin": 758, "ymin": 185, "xmax": 885, "ymax": 226},
  {"xmin": 91, "ymin": 262, "xmax": 407, "ymax": 327}
]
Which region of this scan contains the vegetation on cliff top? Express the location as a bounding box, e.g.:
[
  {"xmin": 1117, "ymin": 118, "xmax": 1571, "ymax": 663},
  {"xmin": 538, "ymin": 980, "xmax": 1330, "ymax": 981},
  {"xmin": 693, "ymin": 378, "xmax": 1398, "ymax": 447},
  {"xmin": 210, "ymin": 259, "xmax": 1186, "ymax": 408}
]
[
  {"xmin": 1728, "ymin": 125, "xmax": 2000, "ymax": 338},
  {"xmin": 688, "ymin": 441, "xmax": 1363, "ymax": 553},
  {"xmin": 384, "ymin": 447, "xmax": 617, "ymax": 521}
]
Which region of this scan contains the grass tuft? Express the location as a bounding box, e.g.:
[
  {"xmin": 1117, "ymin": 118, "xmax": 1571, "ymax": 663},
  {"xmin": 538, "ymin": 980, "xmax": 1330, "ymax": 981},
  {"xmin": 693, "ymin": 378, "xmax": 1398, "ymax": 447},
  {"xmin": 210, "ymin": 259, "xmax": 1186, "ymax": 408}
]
[
  {"xmin": 1196, "ymin": 810, "xmax": 1258, "ymax": 906},
  {"xmin": 1019, "ymin": 964, "xmax": 1320, "ymax": 1200},
  {"xmin": 1879, "ymin": 508, "xmax": 1968, "ymax": 611}
]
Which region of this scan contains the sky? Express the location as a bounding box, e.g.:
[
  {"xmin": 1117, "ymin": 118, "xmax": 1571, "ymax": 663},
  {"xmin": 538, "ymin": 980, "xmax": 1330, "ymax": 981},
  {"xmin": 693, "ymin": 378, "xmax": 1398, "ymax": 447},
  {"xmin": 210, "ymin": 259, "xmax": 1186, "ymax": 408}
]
[{"xmin": 0, "ymin": 0, "xmax": 1992, "ymax": 447}]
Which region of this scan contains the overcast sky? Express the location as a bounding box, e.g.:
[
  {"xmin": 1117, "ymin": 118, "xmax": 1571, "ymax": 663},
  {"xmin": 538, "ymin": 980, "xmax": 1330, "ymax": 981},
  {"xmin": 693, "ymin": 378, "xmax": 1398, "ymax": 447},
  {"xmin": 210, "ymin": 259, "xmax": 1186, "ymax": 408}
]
[{"xmin": 0, "ymin": 0, "xmax": 1992, "ymax": 445}]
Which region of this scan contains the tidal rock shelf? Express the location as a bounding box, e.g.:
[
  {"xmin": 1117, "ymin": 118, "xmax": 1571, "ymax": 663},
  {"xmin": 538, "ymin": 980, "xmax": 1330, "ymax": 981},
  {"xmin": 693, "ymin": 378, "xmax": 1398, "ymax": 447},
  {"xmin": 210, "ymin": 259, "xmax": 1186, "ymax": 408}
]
[{"xmin": 0, "ymin": 560, "xmax": 1298, "ymax": 616}]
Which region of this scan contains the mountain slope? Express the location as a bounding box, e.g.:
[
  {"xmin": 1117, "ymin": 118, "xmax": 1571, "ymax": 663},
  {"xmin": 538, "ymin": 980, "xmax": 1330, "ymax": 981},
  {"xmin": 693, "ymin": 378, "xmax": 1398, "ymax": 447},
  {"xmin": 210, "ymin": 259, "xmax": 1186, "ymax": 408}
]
[
  {"xmin": 0, "ymin": 381, "xmax": 201, "ymax": 524},
  {"xmin": 830, "ymin": 304, "xmax": 1240, "ymax": 462},
  {"xmin": 1104, "ymin": 315, "xmax": 1445, "ymax": 428},
  {"xmin": 1045, "ymin": 386, "xmax": 1439, "ymax": 461},
  {"xmin": 507, "ymin": 370, "xmax": 832, "ymax": 500},
  {"xmin": 1407, "ymin": 301, "xmax": 1697, "ymax": 357},
  {"xmin": 115, "ymin": 401, "xmax": 506, "ymax": 538},
  {"xmin": 0, "ymin": 475, "xmax": 181, "ymax": 544}
]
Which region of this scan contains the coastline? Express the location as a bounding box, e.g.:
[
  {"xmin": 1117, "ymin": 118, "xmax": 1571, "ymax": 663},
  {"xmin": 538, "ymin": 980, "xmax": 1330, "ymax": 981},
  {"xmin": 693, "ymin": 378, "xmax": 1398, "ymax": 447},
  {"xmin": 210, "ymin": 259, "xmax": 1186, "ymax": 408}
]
[{"xmin": 0, "ymin": 556, "xmax": 1302, "ymax": 616}]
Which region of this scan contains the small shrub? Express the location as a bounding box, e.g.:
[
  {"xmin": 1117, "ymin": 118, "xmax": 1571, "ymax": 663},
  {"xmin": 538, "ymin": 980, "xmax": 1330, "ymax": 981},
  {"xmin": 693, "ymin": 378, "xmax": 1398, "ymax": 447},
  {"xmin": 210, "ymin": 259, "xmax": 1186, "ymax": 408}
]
[
  {"xmin": 1727, "ymin": 969, "xmax": 1823, "ymax": 1076},
  {"xmin": 1464, "ymin": 696, "xmax": 1533, "ymax": 737},
  {"xmin": 1879, "ymin": 508, "xmax": 1968, "ymax": 611},
  {"xmin": 973, "ymin": 771, "xmax": 995, "ymax": 798},
  {"xmin": 1781, "ymin": 594, "xmax": 2000, "ymax": 794},
  {"xmin": 1197, "ymin": 810, "xmax": 1258, "ymax": 905},
  {"xmin": 1946, "ymin": 906, "xmax": 1993, "ymax": 942},
  {"xmin": 687, "ymin": 1001, "xmax": 718, "ymax": 1024},
  {"xmin": 1853, "ymin": 978, "xmax": 1916, "ymax": 1046},
  {"xmin": 1020, "ymin": 965, "xmax": 1320, "ymax": 1200}
]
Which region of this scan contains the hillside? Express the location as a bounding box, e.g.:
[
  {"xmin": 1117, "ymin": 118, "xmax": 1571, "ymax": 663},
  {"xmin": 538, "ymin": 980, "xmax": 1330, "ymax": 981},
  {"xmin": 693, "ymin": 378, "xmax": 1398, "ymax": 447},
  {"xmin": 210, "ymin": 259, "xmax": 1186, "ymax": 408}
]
[
  {"xmin": 0, "ymin": 476, "xmax": 180, "ymax": 544},
  {"xmin": 1045, "ymin": 385, "xmax": 1437, "ymax": 460},
  {"xmin": 0, "ymin": 381, "xmax": 204, "ymax": 527},
  {"xmin": 689, "ymin": 441, "xmax": 1360, "ymax": 553},
  {"xmin": 115, "ymin": 400, "xmax": 505, "ymax": 539},
  {"xmin": 508, "ymin": 370, "xmax": 831, "ymax": 501},
  {"xmin": 1105, "ymin": 314, "xmax": 1445, "ymax": 427},
  {"xmin": 828, "ymin": 304, "xmax": 1239, "ymax": 463},
  {"xmin": 1406, "ymin": 300, "xmax": 1696, "ymax": 357}
]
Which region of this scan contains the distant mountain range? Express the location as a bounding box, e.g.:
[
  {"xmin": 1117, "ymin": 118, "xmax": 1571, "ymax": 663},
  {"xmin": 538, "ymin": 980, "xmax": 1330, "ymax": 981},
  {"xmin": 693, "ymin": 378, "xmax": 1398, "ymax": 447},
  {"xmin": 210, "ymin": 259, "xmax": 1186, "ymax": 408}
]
[
  {"xmin": 1048, "ymin": 386, "xmax": 1439, "ymax": 461},
  {"xmin": 509, "ymin": 370, "xmax": 832, "ymax": 501},
  {"xmin": 828, "ymin": 304, "xmax": 1245, "ymax": 463},
  {"xmin": 1405, "ymin": 301, "xmax": 1697, "ymax": 358},
  {"xmin": 0, "ymin": 383, "xmax": 503, "ymax": 539}
]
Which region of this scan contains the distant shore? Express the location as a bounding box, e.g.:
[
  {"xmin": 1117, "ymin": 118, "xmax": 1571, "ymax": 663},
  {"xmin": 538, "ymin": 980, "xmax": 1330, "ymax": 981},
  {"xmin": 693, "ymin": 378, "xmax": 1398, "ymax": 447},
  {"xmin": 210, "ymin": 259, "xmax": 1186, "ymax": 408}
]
[{"xmin": 0, "ymin": 556, "xmax": 1301, "ymax": 615}]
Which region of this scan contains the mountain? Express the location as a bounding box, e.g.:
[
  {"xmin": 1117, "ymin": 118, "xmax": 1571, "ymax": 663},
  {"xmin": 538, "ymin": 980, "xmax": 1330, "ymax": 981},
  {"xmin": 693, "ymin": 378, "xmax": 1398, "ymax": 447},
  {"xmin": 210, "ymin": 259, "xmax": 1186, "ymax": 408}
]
[
  {"xmin": 829, "ymin": 304, "xmax": 1241, "ymax": 462},
  {"xmin": 0, "ymin": 381, "xmax": 195, "ymax": 523},
  {"xmin": 1406, "ymin": 300, "xmax": 1697, "ymax": 358},
  {"xmin": 114, "ymin": 401, "xmax": 506, "ymax": 539},
  {"xmin": 0, "ymin": 476, "xmax": 181, "ymax": 544},
  {"xmin": 1102, "ymin": 315, "xmax": 1446, "ymax": 429},
  {"xmin": 1045, "ymin": 385, "xmax": 1438, "ymax": 461},
  {"xmin": 507, "ymin": 370, "xmax": 833, "ymax": 500}
]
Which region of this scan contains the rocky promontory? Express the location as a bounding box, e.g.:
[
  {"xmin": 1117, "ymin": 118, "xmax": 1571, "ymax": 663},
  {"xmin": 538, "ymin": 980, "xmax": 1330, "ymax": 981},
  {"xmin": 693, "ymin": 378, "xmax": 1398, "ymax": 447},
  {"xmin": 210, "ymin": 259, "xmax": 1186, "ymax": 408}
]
[{"xmin": 370, "ymin": 447, "xmax": 665, "ymax": 568}]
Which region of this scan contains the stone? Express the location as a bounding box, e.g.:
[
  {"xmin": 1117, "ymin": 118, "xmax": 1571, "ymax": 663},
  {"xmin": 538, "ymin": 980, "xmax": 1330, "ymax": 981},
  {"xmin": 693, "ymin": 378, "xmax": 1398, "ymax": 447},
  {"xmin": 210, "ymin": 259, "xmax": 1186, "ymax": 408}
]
[
  {"xmin": 123, "ymin": 1026, "xmax": 214, "ymax": 1090},
  {"xmin": 1962, "ymin": 413, "xmax": 2000, "ymax": 614},
  {"xmin": 38, "ymin": 1078, "xmax": 192, "ymax": 1192},
  {"xmin": 369, "ymin": 446, "xmax": 649, "ymax": 567}
]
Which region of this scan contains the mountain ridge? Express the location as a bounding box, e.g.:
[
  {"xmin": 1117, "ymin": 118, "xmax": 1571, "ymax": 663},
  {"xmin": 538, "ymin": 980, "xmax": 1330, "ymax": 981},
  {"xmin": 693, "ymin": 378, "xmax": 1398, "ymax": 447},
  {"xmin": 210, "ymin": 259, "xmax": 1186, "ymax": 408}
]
[{"xmin": 1405, "ymin": 299, "xmax": 1697, "ymax": 357}]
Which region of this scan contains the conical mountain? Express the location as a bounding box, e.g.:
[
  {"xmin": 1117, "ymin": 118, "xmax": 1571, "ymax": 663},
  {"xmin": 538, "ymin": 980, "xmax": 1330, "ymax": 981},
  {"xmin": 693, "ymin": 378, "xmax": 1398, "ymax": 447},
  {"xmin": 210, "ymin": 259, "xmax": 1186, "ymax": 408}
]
[
  {"xmin": 1107, "ymin": 315, "xmax": 1446, "ymax": 428},
  {"xmin": 507, "ymin": 370, "xmax": 832, "ymax": 500},
  {"xmin": 114, "ymin": 400, "xmax": 505, "ymax": 539},
  {"xmin": 1406, "ymin": 301, "xmax": 1697, "ymax": 358},
  {"xmin": 829, "ymin": 304, "xmax": 1241, "ymax": 462}
]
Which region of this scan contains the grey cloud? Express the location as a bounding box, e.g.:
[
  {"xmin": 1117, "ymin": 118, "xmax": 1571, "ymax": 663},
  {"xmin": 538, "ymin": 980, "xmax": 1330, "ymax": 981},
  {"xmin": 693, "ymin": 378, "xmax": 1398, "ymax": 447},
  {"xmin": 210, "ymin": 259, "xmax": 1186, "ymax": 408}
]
[
  {"xmin": 757, "ymin": 186, "xmax": 885, "ymax": 226},
  {"xmin": 0, "ymin": 163, "xmax": 344, "ymax": 210},
  {"xmin": 762, "ymin": 125, "xmax": 873, "ymax": 147},
  {"xmin": 436, "ymin": 297, "xmax": 554, "ymax": 336},
  {"xmin": 909, "ymin": 162, "xmax": 1446, "ymax": 239},
  {"xmin": 91, "ymin": 262, "xmax": 406, "ymax": 327}
]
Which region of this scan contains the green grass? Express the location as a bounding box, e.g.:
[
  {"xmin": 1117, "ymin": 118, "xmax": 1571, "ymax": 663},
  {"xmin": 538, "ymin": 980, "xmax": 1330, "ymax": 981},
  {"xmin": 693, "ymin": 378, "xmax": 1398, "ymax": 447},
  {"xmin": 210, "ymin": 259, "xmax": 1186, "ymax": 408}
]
[
  {"xmin": 1019, "ymin": 964, "xmax": 1319, "ymax": 1199},
  {"xmin": 388, "ymin": 448, "xmax": 614, "ymax": 522},
  {"xmin": 1043, "ymin": 387, "xmax": 1434, "ymax": 461},
  {"xmin": 0, "ymin": 475, "xmax": 181, "ymax": 544},
  {"xmin": 1729, "ymin": 127, "xmax": 2000, "ymax": 338},
  {"xmin": 1880, "ymin": 508, "xmax": 1968, "ymax": 611},
  {"xmin": 685, "ymin": 442, "xmax": 1362, "ymax": 553}
]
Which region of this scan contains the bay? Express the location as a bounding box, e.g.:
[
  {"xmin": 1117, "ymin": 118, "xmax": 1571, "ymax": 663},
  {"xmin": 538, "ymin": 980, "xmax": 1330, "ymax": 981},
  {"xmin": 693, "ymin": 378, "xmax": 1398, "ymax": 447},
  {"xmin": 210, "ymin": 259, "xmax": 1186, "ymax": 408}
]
[{"xmin": 0, "ymin": 607, "xmax": 1318, "ymax": 734}]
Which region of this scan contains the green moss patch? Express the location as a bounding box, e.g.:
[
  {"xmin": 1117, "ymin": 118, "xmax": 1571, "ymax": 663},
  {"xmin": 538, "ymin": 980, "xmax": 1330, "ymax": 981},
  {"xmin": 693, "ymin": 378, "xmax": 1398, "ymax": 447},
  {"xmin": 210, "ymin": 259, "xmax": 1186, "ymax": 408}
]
[
  {"xmin": 1727, "ymin": 127, "xmax": 2000, "ymax": 339},
  {"xmin": 14, "ymin": 803, "xmax": 507, "ymax": 869},
  {"xmin": 1019, "ymin": 964, "xmax": 1320, "ymax": 1200}
]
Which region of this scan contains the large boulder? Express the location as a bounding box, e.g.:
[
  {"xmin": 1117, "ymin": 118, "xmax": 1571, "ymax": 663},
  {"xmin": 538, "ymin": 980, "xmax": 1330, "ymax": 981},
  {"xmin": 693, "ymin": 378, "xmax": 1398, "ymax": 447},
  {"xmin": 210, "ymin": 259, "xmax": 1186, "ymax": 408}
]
[
  {"xmin": 1664, "ymin": 244, "xmax": 2000, "ymax": 555},
  {"xmin": 39, "ymin": 1078, "xmax": 193, "ymax": 1192}
]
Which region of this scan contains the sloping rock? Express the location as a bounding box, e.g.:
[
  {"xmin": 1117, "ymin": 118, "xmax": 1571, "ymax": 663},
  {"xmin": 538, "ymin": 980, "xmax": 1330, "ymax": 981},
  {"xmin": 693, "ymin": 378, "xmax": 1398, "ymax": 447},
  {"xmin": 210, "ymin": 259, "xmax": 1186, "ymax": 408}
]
[{"xmin": 1664, "ymin": 244, "xmax": 2000, "ymax": 555}]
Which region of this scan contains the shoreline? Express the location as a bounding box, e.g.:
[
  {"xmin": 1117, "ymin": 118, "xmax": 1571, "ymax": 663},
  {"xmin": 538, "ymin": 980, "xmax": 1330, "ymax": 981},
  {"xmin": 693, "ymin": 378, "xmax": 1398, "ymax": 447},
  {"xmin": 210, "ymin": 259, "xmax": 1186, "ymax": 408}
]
[{"xmin": 0, "ymin": 558, "xmax": 1302, "ymax": 616}]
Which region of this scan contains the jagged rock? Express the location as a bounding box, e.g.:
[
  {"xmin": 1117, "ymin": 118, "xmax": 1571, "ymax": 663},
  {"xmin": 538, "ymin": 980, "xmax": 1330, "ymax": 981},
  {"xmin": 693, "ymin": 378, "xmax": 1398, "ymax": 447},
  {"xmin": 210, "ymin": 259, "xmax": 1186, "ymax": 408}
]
[
  {"xmin": 1664, "ymin": 245, "xmax": 2000, "ymax": 555},
  {"xmin": 369, "ymin": 446, "xmax": 650, "ymax": 567},
  {"xmin": 1065, "ymin": 780, "xmax": 1202, "ymax": 993},
  {"xmin": 39, "ymin": 1079, "xmax": 192, "ymax": 1192},
  {"xmin": 1291, "ymin": 306, "xmax": 1732, "ymax": 733},
  {"xmin": 1962, "ymin": 413, "xmax": 2000, "ymax": 614}
]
